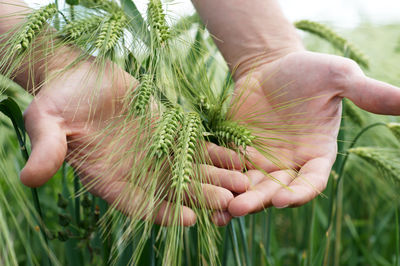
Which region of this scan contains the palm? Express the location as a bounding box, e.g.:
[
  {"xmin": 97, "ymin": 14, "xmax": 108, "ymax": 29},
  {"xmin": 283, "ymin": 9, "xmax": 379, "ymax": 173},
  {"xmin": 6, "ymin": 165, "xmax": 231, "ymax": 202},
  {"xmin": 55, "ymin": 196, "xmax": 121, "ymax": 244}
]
[
  {"xmin": 20, "ymin": 58, "xmax": 249, "ymax": 226},
  {"xmin": 228, "ymin": 51, "xmax": 400, "ymax": 217}
]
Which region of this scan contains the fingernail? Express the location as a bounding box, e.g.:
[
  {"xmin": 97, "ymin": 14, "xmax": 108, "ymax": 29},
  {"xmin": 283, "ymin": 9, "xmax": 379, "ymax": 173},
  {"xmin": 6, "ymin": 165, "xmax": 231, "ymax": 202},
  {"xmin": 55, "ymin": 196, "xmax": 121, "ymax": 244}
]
[{"xmin": 275, "ymin": 204, "xmax": 288, "ymax": 209}]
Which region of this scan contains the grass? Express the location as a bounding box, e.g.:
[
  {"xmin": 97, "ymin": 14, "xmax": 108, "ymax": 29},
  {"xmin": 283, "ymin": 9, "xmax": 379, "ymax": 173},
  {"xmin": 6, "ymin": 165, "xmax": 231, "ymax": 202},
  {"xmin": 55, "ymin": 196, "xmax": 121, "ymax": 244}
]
[{"xmin": 0, "ymin": 1, "xmax": 400, "ymax": 265}]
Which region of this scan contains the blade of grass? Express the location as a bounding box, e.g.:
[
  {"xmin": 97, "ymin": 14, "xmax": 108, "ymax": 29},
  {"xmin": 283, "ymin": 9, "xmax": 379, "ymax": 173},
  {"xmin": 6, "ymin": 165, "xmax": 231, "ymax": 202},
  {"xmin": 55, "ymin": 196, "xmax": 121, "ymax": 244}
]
[{"xmin": 121, "ymin": 0, "xmax": 150, "ymax": 46}]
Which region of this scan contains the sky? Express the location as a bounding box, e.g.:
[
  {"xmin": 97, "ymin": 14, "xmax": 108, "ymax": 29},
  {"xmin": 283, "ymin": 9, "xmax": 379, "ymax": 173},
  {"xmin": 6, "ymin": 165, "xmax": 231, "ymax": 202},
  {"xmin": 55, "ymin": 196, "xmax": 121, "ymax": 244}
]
[{"xmin": 27, "ymin": 0, "xmax": 400, "ymax": 28}]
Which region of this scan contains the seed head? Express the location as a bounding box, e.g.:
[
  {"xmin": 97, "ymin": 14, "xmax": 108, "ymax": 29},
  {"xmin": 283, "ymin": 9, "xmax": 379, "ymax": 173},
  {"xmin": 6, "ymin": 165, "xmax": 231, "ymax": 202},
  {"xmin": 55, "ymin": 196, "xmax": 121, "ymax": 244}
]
[
  {"xmin": 147, "ymin": 0, "xmax": 170, "ymax": 46},
  {"xmin": 14, "ymin": 4, "xmax": 57, "ymax": 53},
  {"xmin": 213, "ymin": 120, "xmax": 254, "ymax": 150},
  {"xmin": 152, "ymin": 108, "xmax": 183, "ymax": 158},
  {"xmin": 171, "ymin": 112, "xmax": 202, "ymax": 191},
  {"xmin": 95, "ymin": 13, "xmax": 126, "ymax": 53},
  {"xmin": 295, "ymin": 20, "xmax": 369, "ymax": 68}
]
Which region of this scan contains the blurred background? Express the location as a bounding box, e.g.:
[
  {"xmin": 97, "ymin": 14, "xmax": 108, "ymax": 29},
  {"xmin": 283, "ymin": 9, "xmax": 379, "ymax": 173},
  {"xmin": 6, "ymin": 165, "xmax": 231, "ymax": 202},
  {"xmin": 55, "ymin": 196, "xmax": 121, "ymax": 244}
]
[{"xmin": 28, "ymin": 0, "xmax": 400, "ymax": 28}]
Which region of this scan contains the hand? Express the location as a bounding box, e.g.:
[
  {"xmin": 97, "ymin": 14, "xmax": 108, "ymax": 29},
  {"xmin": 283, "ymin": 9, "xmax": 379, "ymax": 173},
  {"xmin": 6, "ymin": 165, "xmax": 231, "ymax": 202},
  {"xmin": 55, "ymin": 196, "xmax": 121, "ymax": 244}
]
[
  {"xmin": 19, "ymin": 47, "xmax": 250, "ymax": 226},
  {"xmin": 225, "ymin": 50, "xmax": 400, "ymax": 218}
]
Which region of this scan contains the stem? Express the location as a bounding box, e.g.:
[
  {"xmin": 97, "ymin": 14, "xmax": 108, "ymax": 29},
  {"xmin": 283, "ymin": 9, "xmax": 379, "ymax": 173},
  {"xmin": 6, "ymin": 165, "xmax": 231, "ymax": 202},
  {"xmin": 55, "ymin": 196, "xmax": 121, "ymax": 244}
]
[
  {"xmin": 396, "ymin": 207, "xmax": 399, "ymax": 266},
  {"xmin": 238, "ymin": 217, "xmax": 251, "ymax": 266},
  {"xmin": 336, "ymin": 122, "xmax": 386, "ymax": 183},
  {"xmin": 70, "ymin": 5, "xmax": 75, "ymax": 21},
  {"xmin": 150, "ymin": 226, "xmax": 156, "ymax": 266},
  {"xmin": 74, "ymin": 172, "xmax": 80, "ymax": 225},
  {"xmin": 265, "ymin": 210, "xmax": 272, "ymax": 258},
  {"xmin": 228, "ymin": 220, "xmax": 242, "ymax": 266},
  {"xmin": 222, "ymin": 227, "xmax": 230, "ymax": 266},
  {"xmin": 307, "ymin": 201, "xmax": 316, "ymax": 266}
]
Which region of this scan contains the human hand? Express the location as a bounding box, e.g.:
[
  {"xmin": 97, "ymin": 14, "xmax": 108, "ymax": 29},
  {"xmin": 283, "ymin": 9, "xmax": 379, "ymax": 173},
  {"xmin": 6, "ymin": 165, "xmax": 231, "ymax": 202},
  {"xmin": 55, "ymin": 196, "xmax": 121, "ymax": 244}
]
[
  {"xmin": 224, "ymin": 50, "xmax": 400, "ymax": 218},
  {"xmin": 19, "ymin": 47, "xmax": 250, "ymax": 226}
]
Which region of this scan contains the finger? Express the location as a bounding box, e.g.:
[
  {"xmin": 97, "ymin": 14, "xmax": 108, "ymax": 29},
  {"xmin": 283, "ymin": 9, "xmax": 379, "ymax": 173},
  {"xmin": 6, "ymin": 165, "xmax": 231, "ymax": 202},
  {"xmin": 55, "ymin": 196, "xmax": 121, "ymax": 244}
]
[
  {"xmin": 100, "ymin": 181, "xmax": 197, "ymax": 226},
  {"xmin": 206, "ymin": 142, "xmax": 244, "ymax": 170},
  {"xmin": 343, "ymin": 76, "xmax": 400, "ymax": 115},
  {"xmin": 199, "ymin": 164, "xmax": 250, "ymax": 193},
  {"xmin": 20, "ymin": 103, "xmax": 67, "ymax": 187},
  {"xmin": 228, "ymin": 170, "xmax": 295, "ymax": 217},
  {"xmin": 271, "ymin": 156, "xmax": 333, "ymax": 208},
  {"xmin": 185, "ymin": 183, "xmax": 234, "ymax": 211},
  {"xmin": 211, "ymin": 211, "xmax": 232, "ymax": 226}
]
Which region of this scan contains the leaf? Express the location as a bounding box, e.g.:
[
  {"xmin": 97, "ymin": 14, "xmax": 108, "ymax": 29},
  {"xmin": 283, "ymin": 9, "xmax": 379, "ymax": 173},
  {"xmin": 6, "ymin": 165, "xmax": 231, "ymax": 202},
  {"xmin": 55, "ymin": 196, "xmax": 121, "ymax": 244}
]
[
  {"xmin": 120, "ymin": 0, "xmax": 150, "ymax": 46},
  {"xmin": 0, "ymin": 97, "xmax": 28, "ymax": 159}
]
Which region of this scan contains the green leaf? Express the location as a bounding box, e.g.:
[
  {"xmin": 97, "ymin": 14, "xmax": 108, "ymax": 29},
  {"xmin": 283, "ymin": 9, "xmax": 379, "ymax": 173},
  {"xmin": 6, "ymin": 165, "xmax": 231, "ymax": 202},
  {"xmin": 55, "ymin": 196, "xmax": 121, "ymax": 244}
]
[
  {"xmin": 120, "ymin": 0, "xmax": 150, "ymax": 46},
  {"xmin": 0, "ymin": 97, "xmax": 26, "ymax": 150}
]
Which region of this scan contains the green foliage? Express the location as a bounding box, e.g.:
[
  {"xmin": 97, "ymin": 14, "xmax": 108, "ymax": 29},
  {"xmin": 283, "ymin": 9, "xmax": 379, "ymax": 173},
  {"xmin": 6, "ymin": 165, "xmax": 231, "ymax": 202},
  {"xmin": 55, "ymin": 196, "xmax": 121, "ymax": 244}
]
[
  {"xmin": 295, "ymin": 19, "xmax": 369, "ymax": 68},
  {"xmin": 343, "ymin": 98, "xmax": 365, "ymax": 127}
]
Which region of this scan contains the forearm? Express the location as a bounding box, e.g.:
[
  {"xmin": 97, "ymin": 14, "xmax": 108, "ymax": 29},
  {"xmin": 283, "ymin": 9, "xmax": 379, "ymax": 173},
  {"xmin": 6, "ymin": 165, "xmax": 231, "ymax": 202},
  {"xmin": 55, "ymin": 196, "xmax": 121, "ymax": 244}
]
[{"xmin": 192, "ymin": 0, "xmax": 304, "ymax": 79}]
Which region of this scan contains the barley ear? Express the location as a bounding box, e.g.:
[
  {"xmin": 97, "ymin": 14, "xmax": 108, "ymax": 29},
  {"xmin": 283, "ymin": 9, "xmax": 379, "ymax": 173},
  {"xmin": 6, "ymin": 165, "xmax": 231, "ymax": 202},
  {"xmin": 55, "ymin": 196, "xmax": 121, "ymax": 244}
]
[
  {"xmin": 131, "ymin": 73, "xmax": 154, "ymax": 116},
  {"xmin": 95, "ymin": 13, "xmax": 126, "ymax": 54},
  {"xmin": 147, "ymin": 0, "xmax": 170, "ymax": 47},
  {"xmin": 387, "ymin": 123, "xmax": 400, "ymax": 143},
  {"xmin": 151, "ymin": 107, "xmax": 183, "ymax": 158},
  {"xmin": 63, "ymin": 16, "xmax": 102, "ymax": 40},
  {"xmin": 213, "ymin": 120, "xmax": 255, "ymax": 150},
  {"xmin": 171, "ymin": 112, "xmax": 202, "ymax": 191},
  {"xmin": 294, "ymin": 20, "xmax": 369, "ymax": 68},
  {"xmin": 14, "ymin": 4, "xmax": 58, "ymax": 54},
  {"xmin": 349, "ymin": 147, "xmax": 400, "ymax": 181}
]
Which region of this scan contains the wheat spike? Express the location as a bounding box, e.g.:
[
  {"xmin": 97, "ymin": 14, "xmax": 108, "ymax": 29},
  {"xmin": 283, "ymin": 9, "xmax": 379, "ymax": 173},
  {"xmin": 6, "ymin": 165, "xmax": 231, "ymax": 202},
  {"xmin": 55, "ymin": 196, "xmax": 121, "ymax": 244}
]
[
  {"xmin": 295, "ymin": 20, "xmax": 369, "ymax": 68},
  {"xmin": 80, "ymin": 0, "xmax": 120, "ymax": 12},
  {"xmin": 14, "ymin": 4, "xmax": 57, "ymax": 53},
  {"xmin": 152, "ymin": 108, "xmax": 183, "ymax": 158},
  {"xmin": 147, "ymin": 0, "xmax": 170, "ymax": 46},
  {"xmin": 171, "ymin": 112, "xmax": 202, "ymax": 191},
  {"xmin": 214, "ymin": 120, "xmax": 255, "ymax": 150},
  {"xmin": 63, "ymin": 16, "xmax": 102, "ymax": 40},
  {"xmin": 95, "ymin": 13, "xmax": 126, "ymax": 53},
  {"xmin": 349, "ymin": 147, "xmax": 400, "ymax": 181},
  {"xmin": 132, "ymin": 74, "xmax": 154, "ymax": 116},
  {"xmin": 387, "ymin": 123, "xmax": 400, "ymax": 143}
]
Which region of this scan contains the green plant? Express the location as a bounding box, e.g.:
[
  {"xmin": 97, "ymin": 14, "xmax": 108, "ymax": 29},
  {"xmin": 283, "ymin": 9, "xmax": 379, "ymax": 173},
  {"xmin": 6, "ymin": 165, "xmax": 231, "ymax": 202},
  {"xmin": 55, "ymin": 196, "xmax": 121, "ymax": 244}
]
[{"xmin": 0, "ymin": 2, "xmax": 400, "ymax": 266}]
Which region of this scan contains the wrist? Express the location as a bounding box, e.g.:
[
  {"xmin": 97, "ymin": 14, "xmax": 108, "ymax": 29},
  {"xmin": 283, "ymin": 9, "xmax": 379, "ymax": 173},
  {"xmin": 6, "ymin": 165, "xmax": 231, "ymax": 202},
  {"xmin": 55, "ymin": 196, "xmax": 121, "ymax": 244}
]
[{"xmin": 232, "ymin": 42, "xmax": 305, "ymax": 81}]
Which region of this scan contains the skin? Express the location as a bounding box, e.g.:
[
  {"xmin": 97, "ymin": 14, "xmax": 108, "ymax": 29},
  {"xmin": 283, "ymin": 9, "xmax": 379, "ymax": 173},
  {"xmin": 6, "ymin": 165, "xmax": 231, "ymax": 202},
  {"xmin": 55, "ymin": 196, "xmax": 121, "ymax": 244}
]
[
  {"xmin": 193, "ymin": 0, "xmax": 400, "ymax": 223},
  {"xmin": 0, "ymin": 0, "xmax": 250, "ymax": 226}
]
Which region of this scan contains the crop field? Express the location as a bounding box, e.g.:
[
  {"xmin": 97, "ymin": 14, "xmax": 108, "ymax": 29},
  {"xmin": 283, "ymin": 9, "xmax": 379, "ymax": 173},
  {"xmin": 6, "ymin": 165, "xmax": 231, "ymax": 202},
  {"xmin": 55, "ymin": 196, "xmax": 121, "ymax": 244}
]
[{"xmin": 0, "ymin": 1, "xmax": 400, "ymax": 265}]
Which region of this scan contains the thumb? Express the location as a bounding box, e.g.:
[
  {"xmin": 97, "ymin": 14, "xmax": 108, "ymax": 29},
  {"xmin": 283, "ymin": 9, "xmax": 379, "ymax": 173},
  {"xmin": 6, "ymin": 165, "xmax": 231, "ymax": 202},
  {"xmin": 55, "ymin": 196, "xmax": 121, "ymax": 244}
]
[
  {"xmin": 342, "ymin": 75, "xmax": 400, "ymax": 115},
  {"xmin": 20, "ymin": 103, "xmax": 67, "ymax": 187}
]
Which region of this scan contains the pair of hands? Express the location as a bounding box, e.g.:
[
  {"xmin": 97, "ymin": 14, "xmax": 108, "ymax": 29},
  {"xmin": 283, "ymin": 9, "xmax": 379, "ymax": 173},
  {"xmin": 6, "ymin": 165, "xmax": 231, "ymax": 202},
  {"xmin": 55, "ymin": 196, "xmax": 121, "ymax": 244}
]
[{"xmin": 20, "ymin": 46, "xmax": 400, "ymax": 226}]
